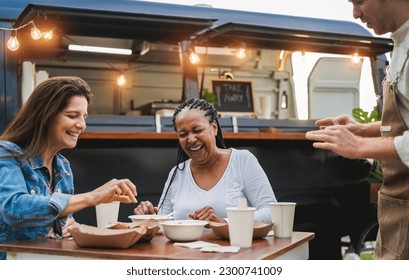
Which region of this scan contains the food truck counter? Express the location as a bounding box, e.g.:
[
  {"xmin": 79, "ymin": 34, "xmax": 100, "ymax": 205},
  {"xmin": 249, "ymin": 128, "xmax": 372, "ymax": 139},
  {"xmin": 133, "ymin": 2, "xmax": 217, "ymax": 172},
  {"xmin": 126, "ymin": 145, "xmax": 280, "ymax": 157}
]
[{"xmin": 79, "ymin": 131, "xmax": 306, "ymax": 140}]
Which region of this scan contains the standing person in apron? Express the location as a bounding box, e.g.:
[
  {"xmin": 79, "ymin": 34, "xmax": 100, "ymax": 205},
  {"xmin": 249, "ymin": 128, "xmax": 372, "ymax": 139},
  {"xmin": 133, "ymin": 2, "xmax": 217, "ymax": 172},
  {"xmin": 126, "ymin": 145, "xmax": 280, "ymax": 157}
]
[{"xmin": 306, "ymin": 0, "xmax": 409, "ymax": 259}]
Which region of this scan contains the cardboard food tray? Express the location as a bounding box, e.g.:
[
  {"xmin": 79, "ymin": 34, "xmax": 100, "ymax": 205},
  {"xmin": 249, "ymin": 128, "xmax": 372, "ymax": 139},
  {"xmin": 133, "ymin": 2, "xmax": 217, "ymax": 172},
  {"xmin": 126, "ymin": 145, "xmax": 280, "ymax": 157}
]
[
  {"xmin": 107, "ymin": 220, "xmax": 160, "ymax": 242},
  {"xmin": 69, "ymin": 224, "xmax": 147, "ymax": 249},
  {"xmin": 208, "ymin": 220, "xmax": 273, "ymax": 239}
]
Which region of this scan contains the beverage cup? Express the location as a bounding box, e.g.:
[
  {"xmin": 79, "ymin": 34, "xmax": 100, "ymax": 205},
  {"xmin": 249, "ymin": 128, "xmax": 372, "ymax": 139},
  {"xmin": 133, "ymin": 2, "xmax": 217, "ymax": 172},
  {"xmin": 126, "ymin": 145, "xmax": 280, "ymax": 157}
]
[
  {"xmin": 269, "ymin": 202, "xmax": 296, "ymax": 238},
  {"xmin": 226, "ymin": 207, "xmax": 256, "ymax": 247},
  {"xmin": 95, "ymin": 201, "xmax": 120, "ymax": 228},
  {"xmin": 260, "ymin": 95, "xmax": 272, "ymax": 119}
]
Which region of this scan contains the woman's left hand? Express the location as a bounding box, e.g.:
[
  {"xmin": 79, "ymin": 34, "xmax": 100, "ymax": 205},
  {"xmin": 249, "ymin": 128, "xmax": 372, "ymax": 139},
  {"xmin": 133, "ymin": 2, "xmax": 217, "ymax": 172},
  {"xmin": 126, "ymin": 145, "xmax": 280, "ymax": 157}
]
[
  {"xmin": 189, "ymin": 206, "xmax": 226, "ymax": 223},
  {"xmin": 46, "ymin": 217, "xmax": 78, "ymax": 239},
  {"xmin": 305, "ymin": 125, "xmax": 364, "ymax": 159},
  {"xmin": 61, "ymin": 217, "xmax": 78, "ymax": 238}
]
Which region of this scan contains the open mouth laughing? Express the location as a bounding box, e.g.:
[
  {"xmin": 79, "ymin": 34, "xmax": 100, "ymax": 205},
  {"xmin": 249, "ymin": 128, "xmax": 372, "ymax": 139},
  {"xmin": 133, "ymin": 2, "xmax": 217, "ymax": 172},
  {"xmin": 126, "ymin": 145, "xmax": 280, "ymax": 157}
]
[
  {"xmin": 189, "ymin": 144, "xmax": 203, "ymax": 152},
  {"xmin": 66, "ymin": 130, "xmax": 80, "ymax": 139}
]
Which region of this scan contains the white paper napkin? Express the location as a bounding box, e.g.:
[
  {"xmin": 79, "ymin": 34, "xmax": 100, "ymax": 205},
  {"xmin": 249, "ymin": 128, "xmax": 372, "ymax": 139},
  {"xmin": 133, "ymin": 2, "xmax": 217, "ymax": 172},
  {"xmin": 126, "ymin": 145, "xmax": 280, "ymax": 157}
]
[
  {"xmin": 173, "ymin": 241, "xmax": 220, "ymax": 249},
  {"xmin": 200, "ymin": 246, "xmax": 241, "ymax": 253}
]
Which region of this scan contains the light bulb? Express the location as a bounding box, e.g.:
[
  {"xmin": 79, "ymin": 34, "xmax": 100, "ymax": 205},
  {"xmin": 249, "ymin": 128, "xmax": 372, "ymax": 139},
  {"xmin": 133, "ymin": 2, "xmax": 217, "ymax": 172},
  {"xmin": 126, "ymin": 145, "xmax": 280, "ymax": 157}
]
[
  {"xmin": 236, "ymin": 47, "xmax": 246, "ymax": 59},
  {"xmin": 7, "ymin": 30, "xmax": 19, "ymax": 51},
  {"xmin": 280, "ymin": 91, "xmax": 288, "ymax": 109},
  {"xmin": 279, "ymin": 50, "xmax": 286, "ymax": 61},
  {"xmin": 189, "ymin": 50, "xmax": 200, "ymax": 64},
  {"xmin": 43, "ymin": 30, "xmax": 53, "ymax": 40},
  {"xmin": 31, "ymin": 23, "xmax": 42, "ymax": 40},
  {"xmin": 117, "ymin": 74, "xmax": 126, "ymax": 86},
  {"xmin": 351, "ymin": 52, "xmax": 361, "ymax": 64}
]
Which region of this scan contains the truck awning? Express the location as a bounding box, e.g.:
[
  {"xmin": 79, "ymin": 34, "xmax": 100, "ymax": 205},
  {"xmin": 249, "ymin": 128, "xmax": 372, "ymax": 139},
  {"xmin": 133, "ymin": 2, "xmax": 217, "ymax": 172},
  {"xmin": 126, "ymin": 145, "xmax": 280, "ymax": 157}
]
[
  {"xmin": 10, "ymin": 0, "xmax": 393, "ymax": 57},
  {"xmin": 13, "ymin": 1, "xmax": 216, "ymax": 44},
  {"xmin": 197, "ymin": 22, "xmax": 393, "ymax": 57}
]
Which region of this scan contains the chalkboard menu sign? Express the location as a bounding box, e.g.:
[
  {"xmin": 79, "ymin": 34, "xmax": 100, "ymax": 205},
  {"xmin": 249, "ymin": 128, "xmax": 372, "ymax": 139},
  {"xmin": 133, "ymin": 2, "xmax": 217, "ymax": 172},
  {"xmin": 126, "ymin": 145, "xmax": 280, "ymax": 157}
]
[{"xmin": 212, "ymin": 79, "xmax": 254, "ymax": 113}]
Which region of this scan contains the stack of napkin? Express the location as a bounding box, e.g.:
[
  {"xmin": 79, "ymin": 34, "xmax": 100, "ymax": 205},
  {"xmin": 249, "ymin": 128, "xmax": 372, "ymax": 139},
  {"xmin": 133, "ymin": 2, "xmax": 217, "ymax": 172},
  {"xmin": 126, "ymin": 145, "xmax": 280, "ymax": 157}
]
[{"xmin": 174, "ymin": 241, "xmax": 240, "ymax": 253}]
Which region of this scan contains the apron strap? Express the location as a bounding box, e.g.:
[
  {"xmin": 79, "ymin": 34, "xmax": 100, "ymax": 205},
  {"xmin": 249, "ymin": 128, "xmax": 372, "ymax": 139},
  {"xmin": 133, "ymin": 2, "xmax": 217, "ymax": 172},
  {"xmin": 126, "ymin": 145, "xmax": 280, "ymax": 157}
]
[{"xmin": 391, "ymin": 49, "xmax": 409, "ymax": 86}]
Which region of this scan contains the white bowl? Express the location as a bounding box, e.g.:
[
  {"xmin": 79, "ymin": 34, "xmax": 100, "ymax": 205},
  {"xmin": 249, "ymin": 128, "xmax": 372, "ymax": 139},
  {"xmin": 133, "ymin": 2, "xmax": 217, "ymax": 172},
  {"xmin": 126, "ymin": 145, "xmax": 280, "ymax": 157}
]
[
  {"xmin": 159, "ymin": 220, "xmax": 208, "ymax": 242},
  {"xmin": 128, "ymin": 215, "xmax": 174, "ymax": 231},
  {"xmin": 128, "ymin": 214, "xmax": 173, "ymax": 223}
]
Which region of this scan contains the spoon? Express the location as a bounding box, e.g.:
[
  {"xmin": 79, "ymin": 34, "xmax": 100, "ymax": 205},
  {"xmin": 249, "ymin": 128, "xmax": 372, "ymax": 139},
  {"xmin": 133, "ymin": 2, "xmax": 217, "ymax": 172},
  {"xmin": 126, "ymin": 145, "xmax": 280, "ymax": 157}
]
[{"xmin": 164, "ymin": 211, "xmax": 175, "ymax": 218}]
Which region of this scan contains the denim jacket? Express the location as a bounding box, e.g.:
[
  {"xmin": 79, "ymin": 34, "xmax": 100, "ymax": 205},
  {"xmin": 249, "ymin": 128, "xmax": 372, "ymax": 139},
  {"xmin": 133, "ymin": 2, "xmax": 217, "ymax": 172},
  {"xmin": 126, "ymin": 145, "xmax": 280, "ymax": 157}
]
[{"xmin": 0, "ymin": 141, "xmax": 73, "ymax": 260}]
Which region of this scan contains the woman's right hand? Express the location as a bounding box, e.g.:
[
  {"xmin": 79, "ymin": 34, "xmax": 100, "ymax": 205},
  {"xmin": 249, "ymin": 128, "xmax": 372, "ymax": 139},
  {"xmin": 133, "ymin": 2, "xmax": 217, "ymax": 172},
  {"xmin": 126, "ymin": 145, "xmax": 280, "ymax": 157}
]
[
  {"xmin": 315, "ymin": 114, "xmax": 357, "ymax": 128},
  {"xmin": 59, "ymin": 178, "xmax": 138, "ymax": 218},
  {"xmin": 91, "ymin": 178, "xmax": 138, "ymax": 205},
  {"xmin": 134, "ymin": 200, "xmax": 158, "ymax": 215},
  {"xmin": 314, "ymin": 114, "xmax": 365, "ymax": 136}
]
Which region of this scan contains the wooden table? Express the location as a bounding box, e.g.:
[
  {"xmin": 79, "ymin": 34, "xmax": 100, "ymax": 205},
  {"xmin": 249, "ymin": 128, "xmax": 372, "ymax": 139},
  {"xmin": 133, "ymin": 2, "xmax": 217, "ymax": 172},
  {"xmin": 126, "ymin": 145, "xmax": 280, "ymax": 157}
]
[{"xmin": 0, "ymin": 230, "xmax": 314, "ymax": 260}]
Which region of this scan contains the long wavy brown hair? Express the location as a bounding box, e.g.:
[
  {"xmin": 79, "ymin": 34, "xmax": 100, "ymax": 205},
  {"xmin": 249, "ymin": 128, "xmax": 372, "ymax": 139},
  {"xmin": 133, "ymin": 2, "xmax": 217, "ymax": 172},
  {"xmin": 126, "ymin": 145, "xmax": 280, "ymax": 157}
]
[{"xmin": 0, "ymin": 76, "xmax": 93, "ymax": 159}]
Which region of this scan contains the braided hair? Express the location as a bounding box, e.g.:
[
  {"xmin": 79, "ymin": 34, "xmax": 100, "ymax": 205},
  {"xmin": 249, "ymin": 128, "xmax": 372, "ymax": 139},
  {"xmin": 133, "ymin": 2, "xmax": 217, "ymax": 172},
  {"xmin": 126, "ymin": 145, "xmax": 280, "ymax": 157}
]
[{"xmin": 157, "ymin": 97, "xmax": 226, "ymax": 210}]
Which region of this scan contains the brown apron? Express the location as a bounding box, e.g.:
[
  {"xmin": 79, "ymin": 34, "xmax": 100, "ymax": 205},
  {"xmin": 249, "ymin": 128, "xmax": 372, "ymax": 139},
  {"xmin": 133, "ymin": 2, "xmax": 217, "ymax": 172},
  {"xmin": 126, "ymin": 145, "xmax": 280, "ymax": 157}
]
[{"xmin": 375, "ymin": 51, "xmax": 409, "ymax": 259}]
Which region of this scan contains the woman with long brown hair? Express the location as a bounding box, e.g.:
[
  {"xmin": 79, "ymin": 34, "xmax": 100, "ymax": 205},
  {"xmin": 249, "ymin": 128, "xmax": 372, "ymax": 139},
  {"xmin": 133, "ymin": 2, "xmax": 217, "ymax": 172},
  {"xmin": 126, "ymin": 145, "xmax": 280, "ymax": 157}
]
[{"xmin": 0, "ymin": 76, "xmax": 137, "ymax": 260}]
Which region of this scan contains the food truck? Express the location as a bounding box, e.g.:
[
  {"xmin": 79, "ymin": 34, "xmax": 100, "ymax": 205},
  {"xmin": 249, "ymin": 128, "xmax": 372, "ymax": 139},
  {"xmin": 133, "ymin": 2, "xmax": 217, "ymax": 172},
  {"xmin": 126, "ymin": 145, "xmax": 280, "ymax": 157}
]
[{"xmin": 0, "ymin": 0, "xmax": 393, "ymax": 259}]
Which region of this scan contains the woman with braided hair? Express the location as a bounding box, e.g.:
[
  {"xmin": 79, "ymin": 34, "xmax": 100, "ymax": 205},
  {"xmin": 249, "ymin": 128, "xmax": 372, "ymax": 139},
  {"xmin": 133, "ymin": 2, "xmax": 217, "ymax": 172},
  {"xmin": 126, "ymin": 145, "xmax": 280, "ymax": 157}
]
[{"xmin": 134, "ymin": 98, "xmax": 276, "ymax": 224}]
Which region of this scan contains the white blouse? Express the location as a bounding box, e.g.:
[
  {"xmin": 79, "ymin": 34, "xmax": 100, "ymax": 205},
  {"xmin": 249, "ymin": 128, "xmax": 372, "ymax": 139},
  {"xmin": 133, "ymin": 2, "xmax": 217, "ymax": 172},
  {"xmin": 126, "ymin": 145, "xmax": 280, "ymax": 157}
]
[{"xmin": 158, "ymin": 148, "xmax": 277, "ymax": 224}]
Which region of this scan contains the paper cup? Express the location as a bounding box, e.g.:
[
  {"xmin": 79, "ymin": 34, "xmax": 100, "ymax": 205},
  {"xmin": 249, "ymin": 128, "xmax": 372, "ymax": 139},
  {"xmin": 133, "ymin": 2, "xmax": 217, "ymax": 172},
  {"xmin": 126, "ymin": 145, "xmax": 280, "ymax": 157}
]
[
  {"xmin": 260, "ymin": 95, "xmax": 272, "ymax": 119},
  {"xmin": 226, "ymin": 207, "xmax": 256, "ymax": 248},
  {"xmin": 95, "ymin": 201, "xmax": 120, "ymax": 228},
  {"xmin": 269, "ymin": 202, "xmax": 296, "ymax": 238}
]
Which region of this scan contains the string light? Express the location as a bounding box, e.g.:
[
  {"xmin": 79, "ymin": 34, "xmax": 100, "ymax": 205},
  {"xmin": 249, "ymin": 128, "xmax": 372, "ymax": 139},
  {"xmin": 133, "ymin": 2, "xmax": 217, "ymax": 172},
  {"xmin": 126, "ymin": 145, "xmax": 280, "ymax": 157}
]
[
  {"xmin": 65, "ymin": 35, "xmax": 130, "ymax": 84},
  {"xmin": 189, "ymin": 32, "xmax": 247, "ymax": 64},
  {"xmin": 279, "ymin": 50, "xmax": 285, "ymax": 60},
  {"xmin": 4, "ymin": 19, "xmax": 129, "ymax": 91},
  {"xmin": 117, "ymin": 73, "xmax": 126, "ymax": 86},
  {"xmin": 189, "ymin": 48, "xmax": 200, "ymax": 64},
  {"xmin": 42, "ymin": 29, "xmax": 54, "ymax": 41},
  {"xmin": 236, "ymin": 47, "xmax": 246, "ymax": 59},
  {"xmin": 236, "ymin": 43, "xmax": 246, "ymax": 59},
  {"xmin": 7, "ymin": 30, "xmax": 20, "ymax": 51},
  {"xmin": 0, "ymin": 19, "xmax": 54, "ymax": 51},
  {"xmin": 30, "ymin": 22, "xmax": 42, "ymax": 40},
  {"xmin": 351, "ymin": 51, "xmax": 361, "ymax": 64}
]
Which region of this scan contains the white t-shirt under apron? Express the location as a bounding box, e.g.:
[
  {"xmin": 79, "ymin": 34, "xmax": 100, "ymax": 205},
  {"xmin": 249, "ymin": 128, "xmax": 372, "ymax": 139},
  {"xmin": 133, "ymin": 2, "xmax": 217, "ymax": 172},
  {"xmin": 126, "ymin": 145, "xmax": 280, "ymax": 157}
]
[{"xmin": 388, "ymin": 19, "xmax": 409, "ymax": 167}]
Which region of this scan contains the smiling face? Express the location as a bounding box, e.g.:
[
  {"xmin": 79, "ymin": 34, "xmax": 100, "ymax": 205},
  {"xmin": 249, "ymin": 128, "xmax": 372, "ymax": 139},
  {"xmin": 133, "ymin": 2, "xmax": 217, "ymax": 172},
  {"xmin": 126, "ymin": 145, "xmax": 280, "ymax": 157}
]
[
  {"xmin": 175, "ymin": 108, "xmax": 218, "ymax": 165},
  {"xmin": 47, "ymin": 95, "xmax": 88, "ymax": 155}
]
